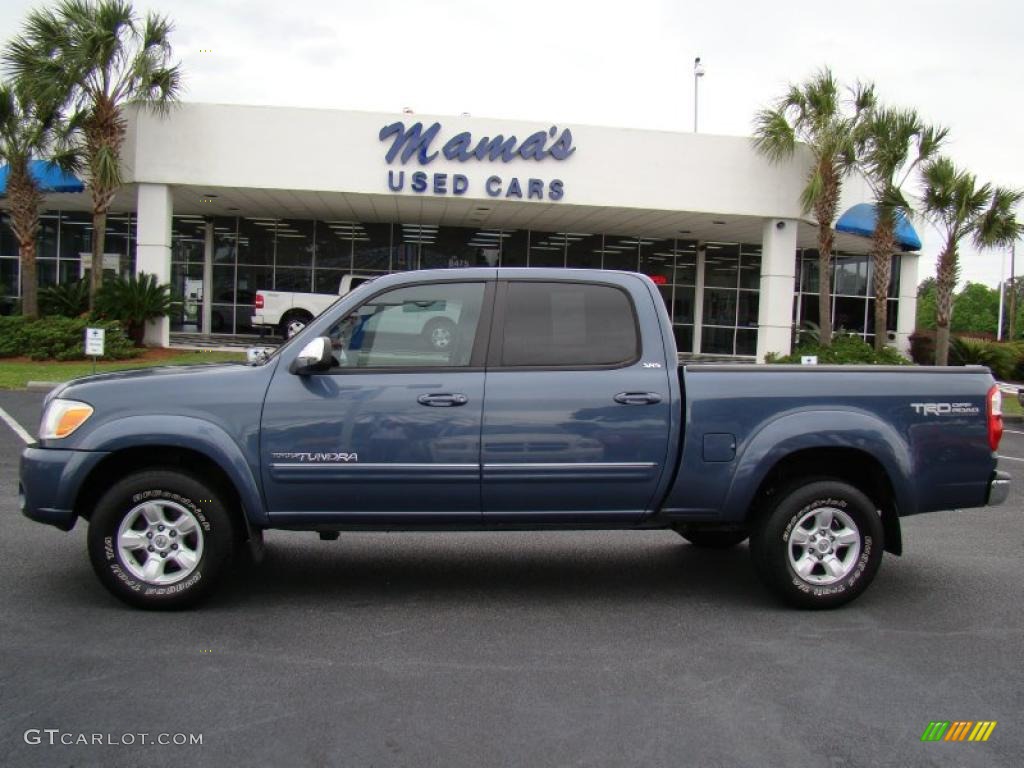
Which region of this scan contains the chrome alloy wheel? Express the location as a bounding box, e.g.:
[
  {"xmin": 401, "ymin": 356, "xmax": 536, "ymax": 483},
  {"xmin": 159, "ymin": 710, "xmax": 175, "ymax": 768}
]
[
  {"xmin": 116, "ymin": 500, "xmax": 205, "ymax": 586},
  {"xmin": 286, "ymin": 320, "xmax": 307, "ymax": 338},
  {"xmin": 787, "ymin": 506, "xmax": 861, "ymax": 586}
]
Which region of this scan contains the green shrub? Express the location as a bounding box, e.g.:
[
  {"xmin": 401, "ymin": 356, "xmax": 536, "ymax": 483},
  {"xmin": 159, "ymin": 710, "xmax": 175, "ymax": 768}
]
[
  {"xmin": 94, "ymin": 272, "xmax": 172, "ymax": 345},
  {"xmin": 766, "ymin": 334, "xmax": 911, "ymax": 365},
  {"xmin": 0, "ymin": 316, "xmax": 139, "ymax": 361},
  {"xmin": 949, "ymin": 336, "xmax": 1018, "ymax": 380},
  {"xmin": 40, "ymin": 280, "xmax": 90, "ymax": 318}
]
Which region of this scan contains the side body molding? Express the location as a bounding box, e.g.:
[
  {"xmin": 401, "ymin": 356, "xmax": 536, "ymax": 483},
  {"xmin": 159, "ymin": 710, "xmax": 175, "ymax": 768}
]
[
  {"xmin": 722, "ymin": 408, "xmax": 917, "ymax": 520},
  {"xmin": 75, "ymin": 415, "xmax": 267, "ymax": 526}
]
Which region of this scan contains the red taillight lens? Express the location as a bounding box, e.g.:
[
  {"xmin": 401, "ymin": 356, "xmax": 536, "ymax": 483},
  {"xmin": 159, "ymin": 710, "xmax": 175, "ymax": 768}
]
[
  {"xmin": 255, "ymin": 294, "xmax": 264, "ymax": 309},
  {"xmin": 987, "ymin": 385, "xmax": 1003, "ymax": 452}
]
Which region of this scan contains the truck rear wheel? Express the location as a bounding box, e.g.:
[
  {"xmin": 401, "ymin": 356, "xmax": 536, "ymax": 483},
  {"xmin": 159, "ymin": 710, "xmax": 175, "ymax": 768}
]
[
  {"xmin": 87, "ymin": 469, "xmax": 237, "ymax": 610},
  {"xmin": 750, "ymin": 479, "xmax": 883, "ymax": 609},
  {"xmin": 280, "ymin": 310, "xmax": 313, "ymax": 339},
  {"xmin": 423, "ymin": 317, "xmax": 457, "ymax": 351},
  {"xmin": 676, "ymin": 528, "xmax": 748, "ymax": 549}
]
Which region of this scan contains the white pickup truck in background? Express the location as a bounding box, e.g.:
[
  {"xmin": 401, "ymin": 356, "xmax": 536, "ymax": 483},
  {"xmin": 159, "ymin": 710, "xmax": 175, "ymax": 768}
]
[{"xmin": 252, "ymin": 274, "xmax": 375, "ymax": 338}]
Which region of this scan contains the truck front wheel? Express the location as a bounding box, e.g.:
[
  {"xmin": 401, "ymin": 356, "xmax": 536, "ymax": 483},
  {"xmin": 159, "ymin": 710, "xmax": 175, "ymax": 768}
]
[
  {"xmin": 87, "ymin": 469, "xmax": 237, "ymax": 610},
  {"xmin": 750, "ymin": 479, "xmax": 883, "ymax": 609}
]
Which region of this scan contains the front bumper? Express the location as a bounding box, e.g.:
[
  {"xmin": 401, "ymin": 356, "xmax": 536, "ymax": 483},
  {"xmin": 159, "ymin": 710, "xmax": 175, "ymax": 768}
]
[
  {"xmin": 987, "ymin": 470, "xmax": 1011, "ymax": 506},
  {"xmin": 19, "ymin": 446, "xmax": 109, "ymax": 531}
]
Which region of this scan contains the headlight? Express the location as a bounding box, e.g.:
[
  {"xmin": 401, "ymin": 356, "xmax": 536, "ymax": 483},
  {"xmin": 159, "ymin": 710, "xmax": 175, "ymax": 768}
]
[{"xmin": 40, "ymin": 399, "xmax": 94, "ymax": 440}]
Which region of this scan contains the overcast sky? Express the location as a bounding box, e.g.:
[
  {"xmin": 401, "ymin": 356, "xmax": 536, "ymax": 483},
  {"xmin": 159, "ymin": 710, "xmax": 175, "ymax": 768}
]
[{"xmin": 3, "ymin": 0, "xmax": 1022, "ymax": 288}]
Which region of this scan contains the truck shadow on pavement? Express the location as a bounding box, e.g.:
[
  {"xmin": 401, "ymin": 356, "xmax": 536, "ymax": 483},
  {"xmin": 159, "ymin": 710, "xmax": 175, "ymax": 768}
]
[{"xmin": 215, "ymin": 532, "xmax": 774, "ymax": 611}]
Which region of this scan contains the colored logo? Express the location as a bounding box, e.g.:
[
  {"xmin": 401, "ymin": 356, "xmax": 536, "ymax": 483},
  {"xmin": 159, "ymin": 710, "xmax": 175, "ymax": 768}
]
[{"xmin": 921, "ymin": 721, "xmax": 997, "ymax": 742}]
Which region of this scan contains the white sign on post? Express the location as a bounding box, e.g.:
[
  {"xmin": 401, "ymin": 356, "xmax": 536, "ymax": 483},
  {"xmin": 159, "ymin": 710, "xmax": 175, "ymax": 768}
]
[
  {"xmin": 85, "ymin": 327, "xmax": 105, "ymax": 357},
  {"xmin": 800, "ymin": 355, "xmax": 818, "ymax": 365}
]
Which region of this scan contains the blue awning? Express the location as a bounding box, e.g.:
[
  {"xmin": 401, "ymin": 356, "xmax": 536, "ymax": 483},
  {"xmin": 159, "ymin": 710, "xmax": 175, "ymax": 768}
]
[
  {"xmin": 0, "ymin": 159, "xmax": 84, "ymax": 196},
  {"xmin": 835, "ymin": 203, "xmax": 921, "ymax": 251}
]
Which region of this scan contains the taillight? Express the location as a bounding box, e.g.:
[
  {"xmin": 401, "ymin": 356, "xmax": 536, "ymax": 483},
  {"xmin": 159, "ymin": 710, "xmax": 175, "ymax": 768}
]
[
  {"xmin": 987, "ymin": 385, "xmax": 1003, "ymax": 452},
  {"xmin": 255, "ymin": 294, "xmax": 264, "ymax": 309}
]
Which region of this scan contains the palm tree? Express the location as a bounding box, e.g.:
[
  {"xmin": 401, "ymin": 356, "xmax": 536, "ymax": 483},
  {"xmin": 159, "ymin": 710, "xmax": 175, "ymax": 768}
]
[
  {"xmin": 0, "ymin": 83, "xmax": 79, "ymax": 318},
  {"xmin": 921, "ymin": 156, "xmax": 1023, "ymax": 366},
  {"xmin": 753, "ymin": 68, "xmax": 874, "ymax": 347},
  {"xmin": 4, "ymin": 0, "xmax": 181, "ymax": 310},
  {"xmin": 857, "ymin": 107, "xmax": 946, "ymax": 351}
]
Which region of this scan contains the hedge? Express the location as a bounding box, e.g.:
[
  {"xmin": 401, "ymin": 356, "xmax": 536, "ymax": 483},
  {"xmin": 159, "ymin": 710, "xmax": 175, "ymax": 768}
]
[{"xmin": 0, "ymin": 316, "xmax": 140, "ymax": 361}]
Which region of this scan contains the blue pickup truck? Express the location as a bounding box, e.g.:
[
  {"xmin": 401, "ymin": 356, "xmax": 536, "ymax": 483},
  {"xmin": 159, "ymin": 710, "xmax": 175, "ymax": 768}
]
[{"xmin": 19, "ymin": 268, "xmax": 1009, "ymax": 610}]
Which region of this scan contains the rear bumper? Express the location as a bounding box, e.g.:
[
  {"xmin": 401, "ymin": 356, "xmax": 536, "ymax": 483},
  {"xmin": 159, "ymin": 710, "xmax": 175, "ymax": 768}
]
[
  {"xmin": 987, "ymin": 470, "xmax": 1011, "ymax": 506},
  {"xmin": 19, "ymin": 446, "xmax": 109, "ymax": 531}
]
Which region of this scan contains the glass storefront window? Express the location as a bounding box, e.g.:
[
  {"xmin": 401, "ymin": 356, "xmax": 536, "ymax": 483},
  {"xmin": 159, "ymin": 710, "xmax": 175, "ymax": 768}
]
[
  {"xmin": 274, "ymin": 219, "xmax": 314, "ymax": 268},
  {"xmin": 565, "ymin": 233, "xmax": 603, "ymax": 269},
  {"xmin": 237, "ymin": 218, "xmax": 274, "ymax": 266},
  {"xmin": 0, "ymin": 214, "xmax": 15, "ymax": 257},
  {"xmin": 275, "ymin": 267, "xmax": 312, "ymax": 293},
  {"xmin": 0, "ymin": 257, "xmax": 17, "ymax": 300},
  {"xmin": 317, "ymin": 221, "xmax": 353, "ymax": 269},
  {"xmin": 602, "ymin": 236, "xmax": 638, "ymax": 271},
  {"xmin": 703, "ymin": 243, "xmax": 739, "ymax": 287},
  {"xmin": 314, "ymin": 268, "xmax": 345, "ymax": 294},
  {"xmin": 528, "ymin": 231, "xmax": 565, "ymax": 268},
  {"xmin": 353, "ymin": 223, "xmax": 392, "ymax": 272},
  {"xmin": 421, "ymin": 226, "xmax": 484, "ymax": 269},
  {"xmin": 500, "ymin": 230, "xmax": 527, "ymax": 267}
]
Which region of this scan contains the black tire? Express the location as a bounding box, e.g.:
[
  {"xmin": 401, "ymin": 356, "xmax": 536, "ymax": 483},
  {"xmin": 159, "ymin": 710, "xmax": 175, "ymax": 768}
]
[
  {"xmin": 677, "ymin": 528, "xmax": 749, "ymax": 549},
  {"xmin": 280, "ymin": 310, "xmax": 313, "ymax": 339},
  {"xmin": 422, "ymin": 317, "xmax": 457, "ymax": 351},
  {"xmin": 87, "ymin": 469, "xmax": 237, "ymax": 610},
  {"xmin": 750, "ymin": 479, "xmax": 884, "ymax": 609}
]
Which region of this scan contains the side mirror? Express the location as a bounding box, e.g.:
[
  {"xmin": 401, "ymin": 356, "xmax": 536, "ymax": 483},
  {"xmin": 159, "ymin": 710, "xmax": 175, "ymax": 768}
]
[{"xmin": 289, "ymin": 336, "xmax": 333, "ymax": 375}]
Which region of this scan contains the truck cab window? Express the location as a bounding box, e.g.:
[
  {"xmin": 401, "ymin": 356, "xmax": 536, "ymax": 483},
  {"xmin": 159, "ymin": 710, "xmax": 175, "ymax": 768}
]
[
  {"xmin": 326, "ymin": 282, "xmax": 484, "ymax": 368},
  {"xmin": 500, "ymin": 282, "xmax": 639, "ymax": 367}
]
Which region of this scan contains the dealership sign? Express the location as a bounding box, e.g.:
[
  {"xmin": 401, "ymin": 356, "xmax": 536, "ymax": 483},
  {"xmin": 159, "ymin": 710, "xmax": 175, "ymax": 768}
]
[{"xmin": 378, "ymin": 121, "xmax": 572, "ymax": 201}]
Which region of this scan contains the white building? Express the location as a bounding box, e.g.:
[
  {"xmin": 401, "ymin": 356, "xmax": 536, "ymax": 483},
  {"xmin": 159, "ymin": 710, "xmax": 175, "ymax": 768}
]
[{"xmin": 0, "ymin": 103, "xmax": 920, "ymax": 358}]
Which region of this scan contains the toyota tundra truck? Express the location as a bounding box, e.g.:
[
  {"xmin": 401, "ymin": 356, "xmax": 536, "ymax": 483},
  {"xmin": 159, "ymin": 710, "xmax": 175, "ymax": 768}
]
[{"xmin": 19, "ymin": 268, "xmax": 1010, "ymax": 610}]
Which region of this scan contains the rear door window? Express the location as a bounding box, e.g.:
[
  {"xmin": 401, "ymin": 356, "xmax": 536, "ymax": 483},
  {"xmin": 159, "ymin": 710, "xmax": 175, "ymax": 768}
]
[{"xmin": 498, "ymin": 282, "xmax": 639, "ymax": 367}]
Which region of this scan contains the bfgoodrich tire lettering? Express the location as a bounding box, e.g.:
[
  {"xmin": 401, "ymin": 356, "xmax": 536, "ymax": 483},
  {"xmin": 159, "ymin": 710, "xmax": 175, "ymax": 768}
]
[
  {"xmin": 750, "ymin": 479, "xmax": 884, "ymax": 609},
  {"xmin": 87, "ymin": 470, "xmax": 236, "ymax": 609}
]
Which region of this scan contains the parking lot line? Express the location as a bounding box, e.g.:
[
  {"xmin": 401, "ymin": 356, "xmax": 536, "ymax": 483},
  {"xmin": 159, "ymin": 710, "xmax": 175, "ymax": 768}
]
[
  {"xmin": 1004, "ymin": 429, "xmax": 1024, "ymax": 435},
  {"xmin": 997, "ymin": 455, "xmax": 1024, "ymax": 462},
  {"xmin": 0, "ymin": 405, "xmax": 33, "ymax": 445}
]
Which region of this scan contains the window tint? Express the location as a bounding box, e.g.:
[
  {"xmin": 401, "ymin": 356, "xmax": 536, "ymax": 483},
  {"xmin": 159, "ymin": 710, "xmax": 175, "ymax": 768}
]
[
  {"xmin": 325, "ymin": 282, "xmax": 484, "ymax": 368},
  {"xmin": 500, "ymin": 282, "xmax": 638, "ymax": 367}
]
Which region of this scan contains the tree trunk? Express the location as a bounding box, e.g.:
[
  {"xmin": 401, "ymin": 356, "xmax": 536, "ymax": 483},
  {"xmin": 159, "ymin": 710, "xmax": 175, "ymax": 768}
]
[
  {"xmin": 89, "ymin": 206, "xmax": 107, "ymax": 308},
  {"xmin": 934, "ymin": 242, "xmax": 957, "ymax": 366},
  {"xmin": 935, "ymin": 323, "xmax": 951, "ymax": 366},
  {"xmin": 6, "ymin": 160, "xmax": 43, "ymax": 319},
  {"xmin": 813, "ymin": 164, "xmax": 839, "ymax": 348},
  {"xmin": 84, "ymin": 98, "xmax": 126, "ymax": 311},
  {"xmin": 871, "ymin": 210, "xmax": 896, "ymax": 353}
]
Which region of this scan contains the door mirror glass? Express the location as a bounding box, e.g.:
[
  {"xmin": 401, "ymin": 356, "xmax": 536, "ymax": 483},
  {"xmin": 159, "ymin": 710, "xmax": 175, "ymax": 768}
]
[{"xmin": 289, "ymin": 336, "xmax": 333, "ymax": 374}]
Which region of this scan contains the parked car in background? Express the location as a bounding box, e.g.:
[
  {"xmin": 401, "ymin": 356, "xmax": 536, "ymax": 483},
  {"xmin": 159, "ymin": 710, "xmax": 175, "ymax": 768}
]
[{"xmin": 252, "ymin": 274, "xmax": 375, "ymax": 338}]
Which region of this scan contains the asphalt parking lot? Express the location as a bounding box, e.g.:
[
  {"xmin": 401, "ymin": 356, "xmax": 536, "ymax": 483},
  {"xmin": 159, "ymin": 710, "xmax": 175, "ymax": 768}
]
[{"xmin": 0, "ymin": 389, "xmax": 1021, "ymax": 768}]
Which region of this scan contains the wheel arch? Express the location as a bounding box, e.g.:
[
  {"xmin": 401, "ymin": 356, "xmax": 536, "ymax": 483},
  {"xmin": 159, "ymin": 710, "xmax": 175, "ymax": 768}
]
[
  {"xmin": 72, "ymin": 416, "xmax": 267, "ymax": 536},
  {"xmin": 742, "ymin": 446, "xmax": 903, "ymax": 555}
]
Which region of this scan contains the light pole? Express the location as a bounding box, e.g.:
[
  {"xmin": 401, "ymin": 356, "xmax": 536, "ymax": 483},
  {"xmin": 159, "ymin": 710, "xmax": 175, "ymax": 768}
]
[
  {"xmin": 1010, "ymin": 241, "xmax": 1018, "ymax": 340},
  {"xmin": 693, "ymin": 57, "xmax": 705, "ymax": 132}
]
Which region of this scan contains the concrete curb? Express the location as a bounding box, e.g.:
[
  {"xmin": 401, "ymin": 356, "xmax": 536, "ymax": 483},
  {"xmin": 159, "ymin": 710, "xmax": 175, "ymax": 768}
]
[{"xmin": 25, "ymin": 381, "xmax": 62, "ymax": 392}]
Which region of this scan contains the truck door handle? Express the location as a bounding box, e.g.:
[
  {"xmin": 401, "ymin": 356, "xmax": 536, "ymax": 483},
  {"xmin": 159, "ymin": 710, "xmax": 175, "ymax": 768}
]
[
  {"xmin": 613, "ymin": 392, "xmax": 663, "ymax": 405},
  {"xmin": 417, "ymin": 393, "xmax": 469, "ymax": 407}
]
